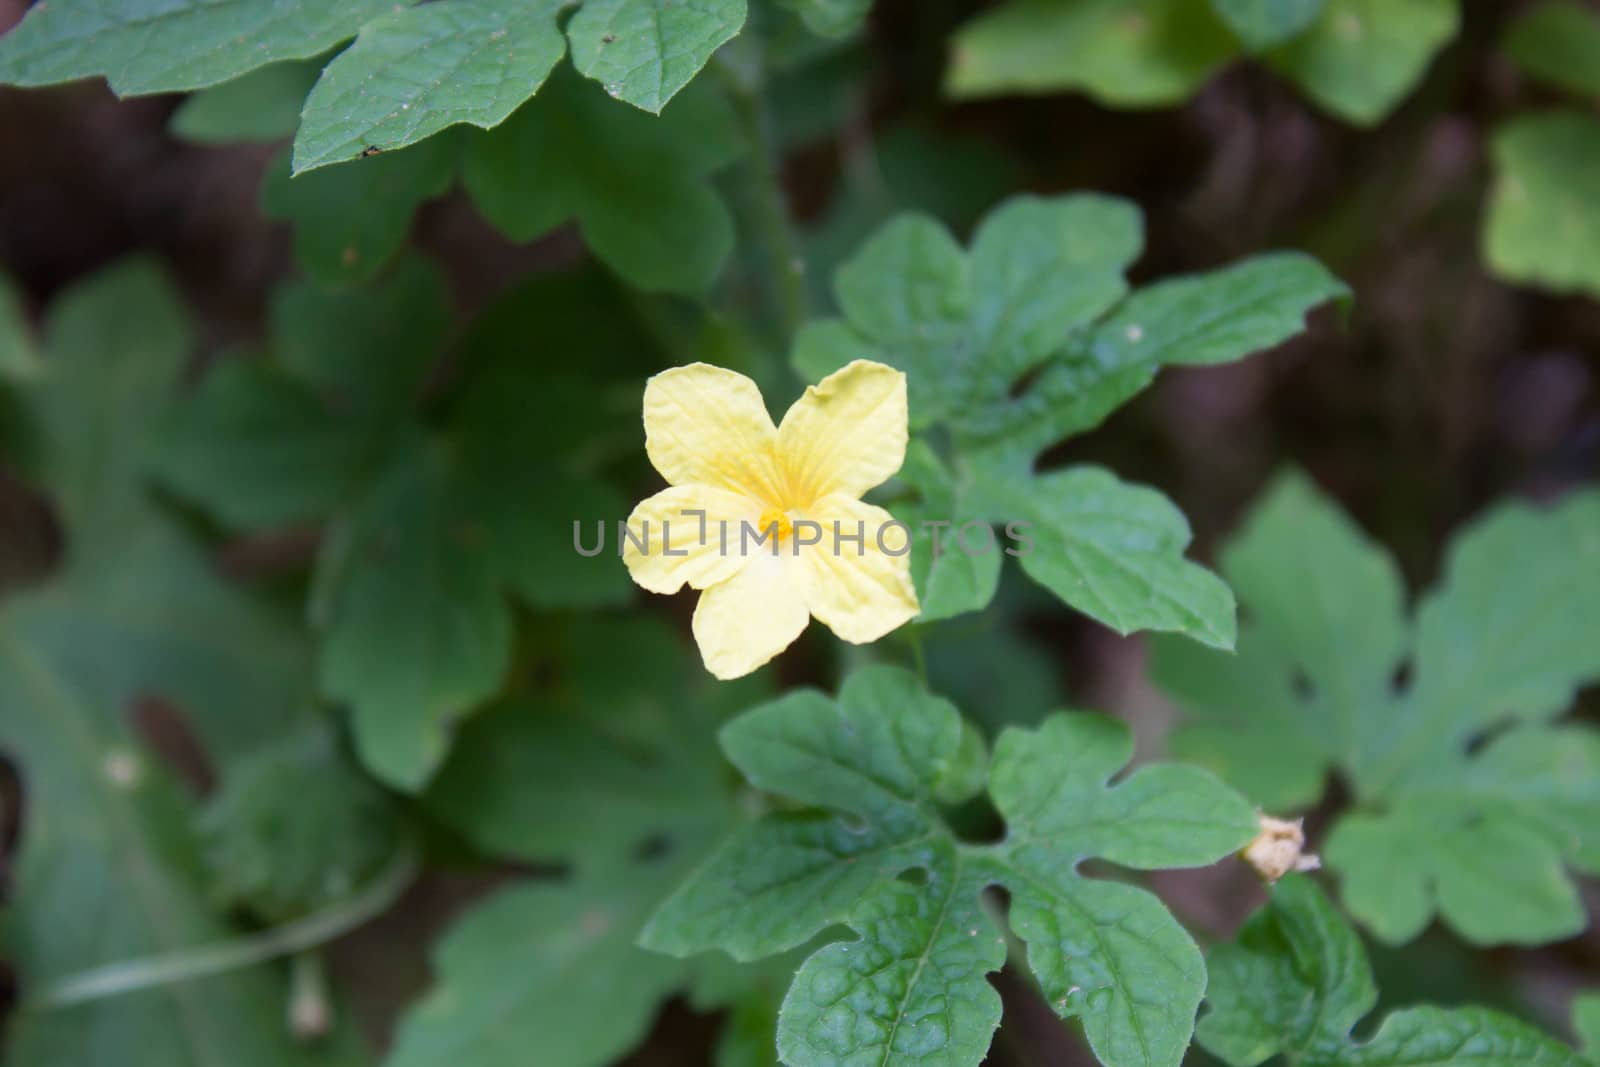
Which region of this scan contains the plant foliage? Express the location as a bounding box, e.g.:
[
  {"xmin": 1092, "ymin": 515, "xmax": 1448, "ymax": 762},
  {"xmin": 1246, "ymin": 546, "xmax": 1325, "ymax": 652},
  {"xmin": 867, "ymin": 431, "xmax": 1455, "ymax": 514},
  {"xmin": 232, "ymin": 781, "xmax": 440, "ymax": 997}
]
[
  {"xmin": 643, "ymin": 665, "xmax": 1259, "ymax": 1067},
  {"xmin": 1156, "ymin": 473, "xmax": 1600, "ymax": 946},
  {"xmin": 0, "ymin": 3, "xmax": 1595, "ymax": 1066},
  {"xmin": 1199, "ymin": 875, "xmax": 1589, "ymax": 1067},
  {"xmin": 946, "ymin": 0, "xmax": 1461, "ymax": 126},
  {"xmin": 0, "ymin": 260, "xmax": 370, "ymax": 1067},
  {"xmin": 798, "ymin": 194, "xmax": 1347, "ymax": 638}
]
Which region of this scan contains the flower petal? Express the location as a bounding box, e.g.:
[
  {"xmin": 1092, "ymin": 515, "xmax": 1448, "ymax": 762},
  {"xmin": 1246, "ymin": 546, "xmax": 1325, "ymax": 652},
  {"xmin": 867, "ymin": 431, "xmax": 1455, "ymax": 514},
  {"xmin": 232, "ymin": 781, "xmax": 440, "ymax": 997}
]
[
  {"xmin": 692, "ymin": 552, "xmax": 811, "ymax": 679},
  {"xmin": 644, "ymin": 363, "xmax": 784, "ymax": 501},
  {"xmin": 622, "ymin": 485, "xmax": 763, "ymax": 594},
  {"xmin": 777, "ymin": 360, "xmax": 908, "ymax": 503},
  {"xmin": 798, "ymin": 495, "xmax": 920, "ymax": 643}
]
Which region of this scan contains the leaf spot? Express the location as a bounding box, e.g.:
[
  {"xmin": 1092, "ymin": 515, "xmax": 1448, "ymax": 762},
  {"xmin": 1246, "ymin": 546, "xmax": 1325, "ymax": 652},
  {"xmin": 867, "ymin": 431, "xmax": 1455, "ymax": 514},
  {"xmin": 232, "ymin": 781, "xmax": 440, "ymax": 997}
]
[{"xmin": 103, "ymin": 749, "xmax": 142, "ymax": 788}]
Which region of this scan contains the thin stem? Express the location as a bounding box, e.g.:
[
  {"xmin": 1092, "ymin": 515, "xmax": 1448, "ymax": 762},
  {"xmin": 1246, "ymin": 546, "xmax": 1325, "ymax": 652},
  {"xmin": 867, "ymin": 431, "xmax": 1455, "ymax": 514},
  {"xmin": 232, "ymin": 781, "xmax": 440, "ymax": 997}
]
[
  {"xmin": 906, "ymin": 624, "xmax": 928, "ymax": 684},
  {"xmin": 717, "ymin": 43, "xmax": 808, "ymax": 347},
  {"xmin": 21, "ymin": 839, "xmax": 420, "ymax": 1013}
]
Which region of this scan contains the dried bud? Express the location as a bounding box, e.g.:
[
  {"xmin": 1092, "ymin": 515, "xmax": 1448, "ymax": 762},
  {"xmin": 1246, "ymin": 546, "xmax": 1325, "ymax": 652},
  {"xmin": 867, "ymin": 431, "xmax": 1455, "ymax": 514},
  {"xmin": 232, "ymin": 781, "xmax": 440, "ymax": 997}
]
[{"xmin": 1242, "ymin": 814, "xmax": 1321, "ymax": 883}]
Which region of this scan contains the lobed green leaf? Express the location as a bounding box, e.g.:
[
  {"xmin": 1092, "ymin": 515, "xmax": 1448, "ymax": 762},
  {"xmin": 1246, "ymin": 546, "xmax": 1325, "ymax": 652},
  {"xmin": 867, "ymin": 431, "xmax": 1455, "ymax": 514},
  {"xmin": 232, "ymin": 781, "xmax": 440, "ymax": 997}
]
[
  {"xmin": 0, "ymin": 260, "xmax": 366, "ymax": 1067},
  {"xmin": 567, "ymin": 0, "xmax": 747, "ymax": 114},
  {"xmin": 1199, "ymin": 877, "xmax": 1587, "ymax": 1067},
  {"xmin": 291, "ymin": 0, "xmax": 568, "ymax": 174},
  {"xmin": 156, "ymin": 264, "xmax": 635, "ymax": 790},
  {"xmin": 1210, "ymin": 0, "xmax": 1325, "ymax": 51},
  {"xmin": 1503, "ymin": 1, "xmax": 1600, "ymax": 99},
  {"xmin": 463, "ymin": 69, "xmax": 741, "ymax": 293},
  {"xmin": 1266, "ymin": 0, "xmax": 1460, "ymax": 126},
  {"xmin": 804, "ymin": 196, "xmax": 1344, "ymax": 642},
  {"xmin": 263, "ymin": 138, "xmax": 458, "ymax": 284},
  {"xmin": 1485, "ymin": 112, "xmax": 1600, "ymax": 299},
  {"xmin": 644, "ymin": 666, "xmax": 1257, "ymax": 1067},
  {"xmin": 1158, "ymin": 472, "xmax": 1600, "ymax": 946},
  {"xmin": 0, "ymin": 0, "xmax": 405, "ymax": 94},
  {"xmin": 945, "ymin": 0, "xmax": 1236, "ymax": 106}
]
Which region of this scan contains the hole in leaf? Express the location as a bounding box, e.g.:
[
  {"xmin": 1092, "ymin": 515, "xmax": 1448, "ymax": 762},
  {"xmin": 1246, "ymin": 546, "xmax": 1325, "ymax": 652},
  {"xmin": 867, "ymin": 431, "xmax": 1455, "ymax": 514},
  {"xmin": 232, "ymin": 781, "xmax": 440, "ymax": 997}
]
[
  {"xmin": 0, "ymin": 465, "xmax": 63, "ymax": 595},
  {"xmin": 945, "ymin": 789, "xmax": 1008, "ymax": 845},
  {"xmin": 1007, "ymin": 363, "xmax": 1045, "ymax": 401},
  {"xmin": 632, "ymin": 832, "xmax": 673, "ymax": 865},
  {"xmin": 895, "ymin": 866, "xmax": 930, "ymax": 887},
  {"xmin": 981, "ymin": 884, "xmax": 1011, "ymax": 924},
  {"xmin": 1390, "ymin": 659, "xmax": 1415, "ymax": 696}
]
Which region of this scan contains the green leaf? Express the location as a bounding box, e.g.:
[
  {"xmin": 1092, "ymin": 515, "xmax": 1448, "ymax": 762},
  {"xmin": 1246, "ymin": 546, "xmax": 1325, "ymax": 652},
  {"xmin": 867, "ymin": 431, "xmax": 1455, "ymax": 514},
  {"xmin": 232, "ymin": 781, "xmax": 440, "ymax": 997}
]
[
  {"xmin": 776, "ymin": 0, "xmax": 873, "ymax": 38},
  {"xmin": 1267, "ymin": 0, "xmax": 1460, "ymax": 125},
  {"xmin": 946, "ymin": 0, "xmax": 1238, "ymax": 105},
  {"xmin": 169, "ymin": 60, "xmax": 323, "ymax": 144},
  {"xmin": 386, "ymin": 871, "xmax": 687, "ymax": 1067},
  {"xmin": 1086, "ymin": 252, "xmax": 1351, "ymax": 369},
  {"xmin": 1157, "ymin": 472, "xmax": 1600, "ymax": 945},
  {"xmin": 154, "ymin": 260, "xmax": 449, "ymax": 529},
  {"xmin": 155, "ymin": 356, "xmax": 373, "ymax": 529},
  {"xmin": 0, "ymin": 260, "xmax": 360, "ymax": 1067},
  {"xmin": 997, "ymin": 467, "xmax": 1238, "ymax": 648},
  {"xmin": 716, "ymin": 988, "xmax": 786, "ymax": 1067},
  {"xmin": 314, "ymin": 439, "xmax": 512, "ymax": 791},
  {"xmin": 1157, "ymin": 470, "xmax": 1406, "ymax": 809},
  {"xmin": 1576, "ymin": 994, "xmax": 1600, "ymax": 1061},
  {"xmin": 567, "ymin": 0, "xmax": 747, "ymax": 113},
  {"xmin": 1198, "ymin": 876, "xmax": 1587, "ymax": 1067},
  {"xmin": 424, "ymin": 618, "xmax": 751, "ymax": 865},
  {"xmin": 0, "ymin": 0, "xmax": 407, "ymax": 94},
  {"xmin": 392, "ymin": 618, "xmax": 765, "ymax": 1067},
  {"xmin": 894, "ymin": 442, "xmax": 1003, "ymax": 623},
  {"xmin": 156, "ymin": 262, "xmax": 633, "ymax": 790},
  {"xmin": 292, "ymin": 0, "xmax": 568, "ymax": 174},
  {"xmin": 644, "ymin": 666, "xmax": 1257, "ymax": 1067},
  {"xmin": 1198, "ymin": 876, "xmax": 1374, "ymax": 1067},
  {"xmin": 463, "ymin": 68, "xmax": 740, "ymax": 293},
  {"xmin": 1504, "ymin": 1, "xmax": 1600, "ymax": 98},
  {"xmin": 992, "ymin": 701, "xmax": 1261, "ymax": 869},
  {"xmin": 0, "ymin": 272, "xmax": 38, "ymax": 381},
  {"xmin": 777, "ymin": 845, "xmax": 1007, "ymax": 1067},
  {"xmin": 199, "ymin": 723, "xmax": 404, "ymax": 923},
  {"xmin": 1210, "ymin": 0, "xmax": 1325, "ymax": 50},
  {"xmin": 989, "ymin": 714, "xmax": 1257, "ymax": 1067},
  {"xmin": 262, "ymin": 138, "xmax": 457, "ymax": 283},
  {"xmin": 970, "ymin": 252, "xmax": 1348, "ymax": 460},
  {"xmin": 1485, "ymin": 112, "xmax": 1600, "ymax": 299},
  {"xmin": 805, "ymin": 196, "xmax": 1344, "ymax": 640}
]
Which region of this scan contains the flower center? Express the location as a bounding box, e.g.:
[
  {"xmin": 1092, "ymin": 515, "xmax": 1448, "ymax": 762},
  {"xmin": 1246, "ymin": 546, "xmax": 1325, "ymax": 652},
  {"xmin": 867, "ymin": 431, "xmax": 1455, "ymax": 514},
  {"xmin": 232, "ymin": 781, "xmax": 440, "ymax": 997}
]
[{"xmin": 757, "ymin": 506, "xmax": 795, "ymax": 543}]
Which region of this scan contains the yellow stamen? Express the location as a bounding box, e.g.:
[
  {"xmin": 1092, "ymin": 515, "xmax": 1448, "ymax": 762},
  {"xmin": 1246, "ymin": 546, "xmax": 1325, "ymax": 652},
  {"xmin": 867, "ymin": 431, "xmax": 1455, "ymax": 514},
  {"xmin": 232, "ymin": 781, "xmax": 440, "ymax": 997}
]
[{"xmin": 758, "ymin": 507, "xmax": 795, "ymax": 543}]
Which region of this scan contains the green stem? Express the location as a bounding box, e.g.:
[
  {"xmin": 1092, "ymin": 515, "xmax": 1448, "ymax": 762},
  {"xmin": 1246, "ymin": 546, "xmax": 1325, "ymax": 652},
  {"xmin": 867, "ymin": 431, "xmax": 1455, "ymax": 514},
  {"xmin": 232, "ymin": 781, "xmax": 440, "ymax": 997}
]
[
  {"xmin": 906, "ymin": 625, "xmax": 929, "ymax": 685},
  {"xmin": 718, "ymin": 47, "xmax": 808, "ymax": 346},
  {"xmin": 22, "ymin": 839, "xmax": 420, "ymax": 1012}
]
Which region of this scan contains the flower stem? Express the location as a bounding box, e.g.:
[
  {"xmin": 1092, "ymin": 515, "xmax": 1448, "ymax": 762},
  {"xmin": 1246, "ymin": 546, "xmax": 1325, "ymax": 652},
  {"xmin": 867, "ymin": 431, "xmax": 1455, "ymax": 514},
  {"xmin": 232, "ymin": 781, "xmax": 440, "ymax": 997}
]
[{"xmin": 907, "ymin": 625, "xmax": 928, "ymax": 684}]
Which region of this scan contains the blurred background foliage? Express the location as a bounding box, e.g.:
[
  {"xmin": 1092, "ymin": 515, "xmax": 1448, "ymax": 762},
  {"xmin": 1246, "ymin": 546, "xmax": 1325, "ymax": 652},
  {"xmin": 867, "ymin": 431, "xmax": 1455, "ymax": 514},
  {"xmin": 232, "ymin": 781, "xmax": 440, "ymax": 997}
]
[{"xmin": 0, "ymin": 0, "xmax": 1596, "ymax": 1064}]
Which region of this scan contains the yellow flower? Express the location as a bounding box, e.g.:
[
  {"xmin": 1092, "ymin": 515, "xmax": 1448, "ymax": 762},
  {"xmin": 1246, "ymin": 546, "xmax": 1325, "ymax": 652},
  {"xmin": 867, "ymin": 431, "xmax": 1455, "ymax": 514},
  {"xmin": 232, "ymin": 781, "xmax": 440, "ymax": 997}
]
[{"xmin": 623, "ymin": 359, "xmax": 919, "ymax": 679}]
